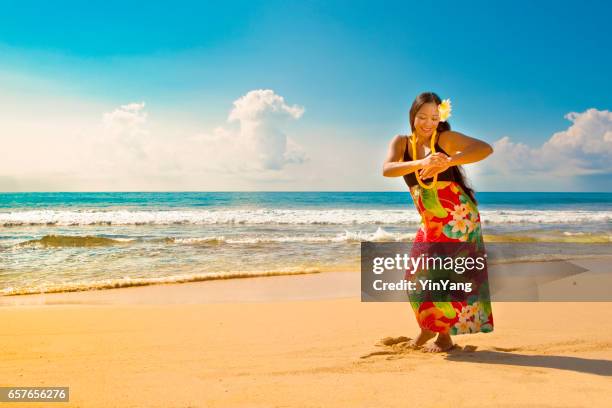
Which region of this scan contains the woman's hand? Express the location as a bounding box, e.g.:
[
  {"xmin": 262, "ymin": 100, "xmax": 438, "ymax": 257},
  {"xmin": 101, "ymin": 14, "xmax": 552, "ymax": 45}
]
[
  {"xmin": 419, "ymin": 152, "xmax": 448, "ymax": 168},
  {"xmin": 419, "ymin": 153, "xmax": 452, "ymax": 180}
]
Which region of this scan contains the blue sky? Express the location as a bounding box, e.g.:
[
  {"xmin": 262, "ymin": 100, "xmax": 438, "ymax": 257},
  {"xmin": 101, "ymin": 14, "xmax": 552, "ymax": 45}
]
[{"xmin": 0, "ymin": 0, "xmax": 611, "ymax": 191}]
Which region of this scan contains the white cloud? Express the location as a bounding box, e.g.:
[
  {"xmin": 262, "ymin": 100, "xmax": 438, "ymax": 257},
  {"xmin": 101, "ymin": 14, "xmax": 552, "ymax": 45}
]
[
  {"xmin": 228, "ymin": 89, "xmax": 304, "ymax": 123},
  {"xmin": 471, "ymin": 108, "xmax": 612, "ymax": 189},
  {"xmin": 157, "ymin": 90, "xmax": 308, "ymax": 179},
  {"xmin": 102, "ymin": 102, "xmax": 147, "ymax": 134},
  {"xmin": 225, "ymin": 89, "xmax": 306, "ymax": 170},
  {"xmin": 0, "ymin": 88, "xmax": 303, "ymax": 191},
  {"xmin": 544, "ymin": 108, "xmax": 612, "ymax": 173},
  {"xmin": 67, "ymin": 90, "xmax": 307, "ymax": 190},
  {"xmin": 98, "ymin": 101, "xmax": 149, "ymax": 160}
]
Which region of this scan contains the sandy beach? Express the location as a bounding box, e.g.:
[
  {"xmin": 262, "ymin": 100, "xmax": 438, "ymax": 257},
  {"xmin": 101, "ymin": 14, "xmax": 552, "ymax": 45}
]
[{"xmin": 1, "ymin": 261, "xmax": 611, "ymax": 408}]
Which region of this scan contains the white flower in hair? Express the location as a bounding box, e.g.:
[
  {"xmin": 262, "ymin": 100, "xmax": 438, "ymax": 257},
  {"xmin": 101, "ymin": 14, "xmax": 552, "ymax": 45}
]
[{"xmin": 438, "ymin": 98, "xmax": 452, "ymax": 122}]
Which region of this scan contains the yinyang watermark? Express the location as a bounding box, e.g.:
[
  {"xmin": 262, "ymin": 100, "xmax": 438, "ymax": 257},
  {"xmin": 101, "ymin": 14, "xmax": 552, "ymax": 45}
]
[{"xmin": 361, "ymin": 242, "xmax": 612, "ymax": 302}]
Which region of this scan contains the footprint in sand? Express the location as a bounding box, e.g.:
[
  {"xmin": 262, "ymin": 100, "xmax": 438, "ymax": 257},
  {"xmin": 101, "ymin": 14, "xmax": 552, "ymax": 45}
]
[
  {"xmin": 360, "ymin": 336, "xmax": 477, "ymax": 359},
  {"xmin": 378, "ymin": 336, "xmax": 411, "ymax": 346},
  {"xmin": 492, "ymin": 346, "xmax": 521, "ymax": 352}
]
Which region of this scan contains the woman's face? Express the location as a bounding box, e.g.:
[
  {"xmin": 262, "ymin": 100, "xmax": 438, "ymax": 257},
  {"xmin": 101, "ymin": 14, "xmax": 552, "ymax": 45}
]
[{"xmin": 413, "ymin": 102, "xmax": 440, "ymax": 137}]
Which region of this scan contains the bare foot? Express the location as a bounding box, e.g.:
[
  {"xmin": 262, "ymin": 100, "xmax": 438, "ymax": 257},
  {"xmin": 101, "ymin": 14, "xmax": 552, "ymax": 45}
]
[
  {"xmin": 422, "ymin": 334, "xmax": 454, "ymax": 353},
  {"xmin": 407, "ymin": 329, "xmax": 436, "ymax": 349}
]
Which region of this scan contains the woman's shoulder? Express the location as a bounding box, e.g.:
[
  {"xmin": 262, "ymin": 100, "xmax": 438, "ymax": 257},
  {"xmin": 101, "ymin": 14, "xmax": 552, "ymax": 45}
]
[
  {"xmin": 386, "ymin": 134, "xmax": 410, "ymax": 161},
  {"xmin": 437, "ymin": 130, "xmax": 466, "ymax": 152},
  {"xmin": 438, "ymin": 129, "xmax": 462, "ymax": 140},
  {"xmin": 389, "ymin": 134, "xmax": 410, "ymax": 149}
]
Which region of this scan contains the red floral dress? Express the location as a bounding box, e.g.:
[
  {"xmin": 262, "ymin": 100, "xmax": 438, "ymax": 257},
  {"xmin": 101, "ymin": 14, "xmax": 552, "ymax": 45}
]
[{"xmin": 406, "ymin": 181, "xmax": 494, "ymax": 335}]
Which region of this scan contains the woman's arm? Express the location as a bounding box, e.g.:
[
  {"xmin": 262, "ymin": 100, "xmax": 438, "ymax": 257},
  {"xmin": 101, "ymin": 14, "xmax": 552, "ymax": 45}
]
[
  {"xmin": 438, "ymin": 130, "xmax": 494, "ymax": 166},
  {"xmin": 419, "ymin": 131, "xmax": 494, "ymax": 179},
  {"xmin": 382, "ymin": 135, "xmax": 448, "ymax": 178}
]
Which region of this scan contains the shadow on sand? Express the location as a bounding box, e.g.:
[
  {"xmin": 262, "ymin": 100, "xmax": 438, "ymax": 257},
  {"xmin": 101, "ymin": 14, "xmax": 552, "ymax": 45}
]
[
  {"xmin": 446, "ymin": 346, "xmax": 612, "ymax": 376},
  {"xmin": 362, "ymin": 337, "xmax": 612, "ymax": 377}
]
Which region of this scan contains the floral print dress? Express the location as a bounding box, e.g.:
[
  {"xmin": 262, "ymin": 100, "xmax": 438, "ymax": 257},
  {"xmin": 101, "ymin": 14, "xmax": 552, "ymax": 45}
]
[{"xmin": 406, "ymin": 181, "xmax": 494, "ymax": 335}]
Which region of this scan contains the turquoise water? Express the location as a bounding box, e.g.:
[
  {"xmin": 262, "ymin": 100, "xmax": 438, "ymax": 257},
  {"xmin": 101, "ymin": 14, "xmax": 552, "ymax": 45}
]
[
  {"xmin": 1, "ymin": 191, "xmax": 611, "ymax": 210},
  {"xmin": 0, "ymin": 192, "xmax": 610, "ymax": 296}
]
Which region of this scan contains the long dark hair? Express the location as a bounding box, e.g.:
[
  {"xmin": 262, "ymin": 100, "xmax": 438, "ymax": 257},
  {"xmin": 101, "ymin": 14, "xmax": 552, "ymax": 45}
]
[{"xmin": 408, "ymin": 92, "xmax": 478, "ymax": 205}]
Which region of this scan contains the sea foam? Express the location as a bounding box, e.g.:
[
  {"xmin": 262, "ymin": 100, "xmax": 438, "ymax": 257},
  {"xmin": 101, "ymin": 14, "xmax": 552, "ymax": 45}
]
[{"xmin": 0, "ymin": 208, "xmax": 610, "ymax": 226}]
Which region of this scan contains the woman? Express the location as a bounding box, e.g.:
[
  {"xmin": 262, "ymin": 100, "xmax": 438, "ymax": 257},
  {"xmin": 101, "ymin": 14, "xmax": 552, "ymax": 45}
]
[{"xmin": 382, "ymin": 92, "xmax": 495, "ymax": 352}]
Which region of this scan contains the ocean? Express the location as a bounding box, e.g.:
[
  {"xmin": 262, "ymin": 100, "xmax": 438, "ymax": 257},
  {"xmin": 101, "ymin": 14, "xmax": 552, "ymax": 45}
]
[{"xmin": 1, "ymin": 191, "xmax": 611, "ymax": 296}]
